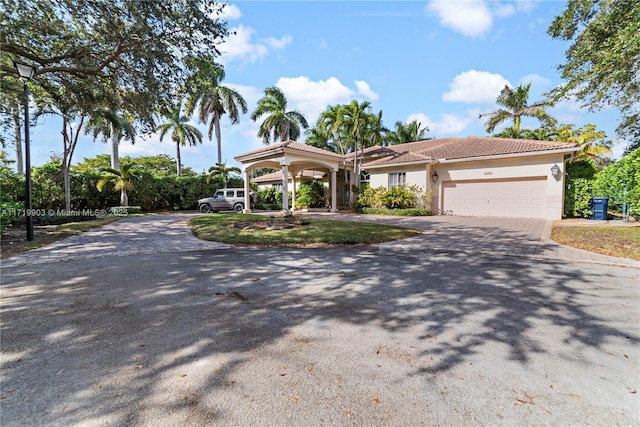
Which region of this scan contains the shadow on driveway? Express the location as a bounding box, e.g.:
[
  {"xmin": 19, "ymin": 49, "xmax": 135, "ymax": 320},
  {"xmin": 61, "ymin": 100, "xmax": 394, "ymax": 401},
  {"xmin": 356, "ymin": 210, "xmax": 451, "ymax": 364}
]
[{"xmin": 2, "ymin": 246, "xmax": 638, "ymax": 425}]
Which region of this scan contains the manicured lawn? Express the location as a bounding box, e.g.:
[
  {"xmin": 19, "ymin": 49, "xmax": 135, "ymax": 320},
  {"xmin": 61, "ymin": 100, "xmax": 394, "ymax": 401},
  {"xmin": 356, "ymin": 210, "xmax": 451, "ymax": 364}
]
[
  {"xmin": 551, "ymin": 225, "xmax": 640, "ymax": 261},
  {"xmin": 190, "ymin": 213, "xmax": 422, "ymax": 246}
]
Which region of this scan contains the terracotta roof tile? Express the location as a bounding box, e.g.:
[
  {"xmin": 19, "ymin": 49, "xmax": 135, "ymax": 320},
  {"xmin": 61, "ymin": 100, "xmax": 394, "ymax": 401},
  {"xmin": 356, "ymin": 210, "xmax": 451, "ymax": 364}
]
[
  {"xmin": 235, "ymin": 140, "xmax": 343, "ymax": 160},
  {"xmin": 360, "ymin": 136, "xmax": 578, "ymax": 167}
]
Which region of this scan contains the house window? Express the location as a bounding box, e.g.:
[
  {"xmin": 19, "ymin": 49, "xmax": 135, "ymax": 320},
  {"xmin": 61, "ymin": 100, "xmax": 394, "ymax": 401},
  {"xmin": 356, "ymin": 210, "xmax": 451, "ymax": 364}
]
[
  {"xmin": 272, "ymin": 183, "xmax": 283, "ymax": 190},
  {"xmin": 360, "ymin": 170, "xmax": 370, "ymax": 185},
  {"xmin": 388, "ymin": 172, "xmax": 406, "ymax": 189}
]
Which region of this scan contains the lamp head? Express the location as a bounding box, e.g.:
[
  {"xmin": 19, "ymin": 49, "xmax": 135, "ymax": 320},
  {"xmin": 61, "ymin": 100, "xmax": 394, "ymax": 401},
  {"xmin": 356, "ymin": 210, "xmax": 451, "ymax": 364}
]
[{"xmin": 13, "ymin": 60, "xmax": 36, "ymax": 80}]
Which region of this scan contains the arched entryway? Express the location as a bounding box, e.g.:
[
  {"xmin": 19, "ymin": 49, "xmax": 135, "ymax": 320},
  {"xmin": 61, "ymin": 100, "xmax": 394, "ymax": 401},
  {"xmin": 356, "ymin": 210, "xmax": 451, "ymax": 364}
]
[{"xmin": 234, "ymin": 140, "xmax": 351, "ymax": 213}]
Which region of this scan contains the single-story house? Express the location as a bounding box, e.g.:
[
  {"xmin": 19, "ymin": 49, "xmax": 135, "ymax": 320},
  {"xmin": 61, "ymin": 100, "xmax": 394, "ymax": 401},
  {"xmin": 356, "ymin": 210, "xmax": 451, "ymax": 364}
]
[{"xmin": 234, "ymin": 137, "xmax": 580, "ymax": 220}]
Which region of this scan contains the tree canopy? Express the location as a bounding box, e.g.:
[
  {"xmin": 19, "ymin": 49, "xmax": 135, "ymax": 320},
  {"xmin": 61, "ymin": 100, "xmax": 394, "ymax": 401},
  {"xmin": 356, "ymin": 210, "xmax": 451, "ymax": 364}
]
[
  {"xmin": 1, "ymin": 0, "xmax": 229, "ymax": 130},
  {"xmin": 547, "ymin": 0, "xmax": 640, "ymax": 146}
]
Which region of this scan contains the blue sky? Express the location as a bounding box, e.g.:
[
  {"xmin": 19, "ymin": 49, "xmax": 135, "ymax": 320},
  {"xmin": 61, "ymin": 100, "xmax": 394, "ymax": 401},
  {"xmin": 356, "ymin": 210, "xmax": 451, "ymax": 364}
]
[{"xmin": 23, "ymin": 0, "xmax": 628, "ymax": 173}]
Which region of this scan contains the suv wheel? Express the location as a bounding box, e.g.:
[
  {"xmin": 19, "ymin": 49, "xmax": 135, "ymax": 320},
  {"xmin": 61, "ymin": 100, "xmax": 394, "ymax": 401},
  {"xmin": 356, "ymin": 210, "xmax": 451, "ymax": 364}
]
[
  {"xmin": 200, "ymin": 204, "xmax": 211, "ymax": 213},
  {"xmin": 233, "ymin": 203, "xmax": 244, "ymax": 213}
]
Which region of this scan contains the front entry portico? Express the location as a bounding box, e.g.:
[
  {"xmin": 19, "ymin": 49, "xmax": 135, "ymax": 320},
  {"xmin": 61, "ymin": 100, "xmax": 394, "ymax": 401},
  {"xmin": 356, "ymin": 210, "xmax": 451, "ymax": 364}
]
[{"xmin": 234, "ymin": 140, "xmax": 350, "ymax": 213}]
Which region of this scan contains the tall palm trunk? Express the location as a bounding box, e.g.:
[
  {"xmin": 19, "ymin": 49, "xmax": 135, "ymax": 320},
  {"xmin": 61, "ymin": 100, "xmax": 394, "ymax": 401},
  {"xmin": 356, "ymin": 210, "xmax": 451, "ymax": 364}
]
[
  {"xmin": 111, "ymin": 122, "xmax": 120, "ymax": 170},
  {"xmin": 214, "ymin": 112, "xmax": 222, "ymax": 165},
  {"xmin": 176, "ymin": 142, "xmax": 182, "ymax": 177}
]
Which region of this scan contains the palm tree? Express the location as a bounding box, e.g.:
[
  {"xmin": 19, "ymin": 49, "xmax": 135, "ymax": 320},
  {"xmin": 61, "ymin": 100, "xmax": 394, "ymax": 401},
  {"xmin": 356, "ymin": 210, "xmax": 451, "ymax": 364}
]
[
  {"xmin": 207, "ymin": 162, "xmax": 241, "ymax": 187},
  {"xmin": 387, "ymin": 119, "xmax": 429, "ymax": 145},
  {"xmin": 480, "ymin": 83, "xmax": 555, "ymax": 133},
  {"xmin": 187, "ymin": 67, "xmax": 247, "ymax": 165},
  {"xmin": 556, "ymin": 124, "xmax": 612, "ymax": 162},
  {"xmin": 304, "ymin": 127, "xmax": 336, "ymax": 152},
  {"xmin": 85, "ymin": 108, "xmax": 135, "ymax": 170},
  {"xmin": 96, "ymin": 163, "xmax": 142, "ymax": 207},
  {"xmin": 251, "ymin": 86, "xmax": 309, "ymax": 144},
  {"xmin": 521, "ymin": 127, "xmax": 559, "ymax": 140},
  {"xmin": 155, "ymin": 100, "xmax": 203, "ymax": 177}
]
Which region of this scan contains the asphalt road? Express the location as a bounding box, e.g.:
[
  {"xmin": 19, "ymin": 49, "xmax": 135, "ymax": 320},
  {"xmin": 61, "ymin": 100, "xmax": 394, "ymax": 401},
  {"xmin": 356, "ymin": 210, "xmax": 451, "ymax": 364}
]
[{"xmin": 1, "ymin": 244, "xmax": 639, "ymax": 426}]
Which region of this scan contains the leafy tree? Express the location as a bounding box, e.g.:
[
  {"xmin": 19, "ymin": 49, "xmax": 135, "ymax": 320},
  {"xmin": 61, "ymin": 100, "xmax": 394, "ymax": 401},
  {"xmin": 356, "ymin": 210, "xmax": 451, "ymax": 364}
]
[
  {"xmin": 74, "ymin": 154, "xmax": 197, "ymax": 177},
  {"xmin": 547, "ymin": 0, "xmax": 640, "ymax": 146},
  {"xmin": 155, "ymin": 100, "xmax": 203, "ymax": 177},
  {"xmin": 387, "ymin": 120, "xmax": 429, "ymax": 145},
  {"xmin": 0, "ymin": 77, "xmax": 24, "ymax": 174},
  {"xmin": 480, "ymin": 83, "xmax": 555, "ymax": 133},
  {"xmin": 186, "ymin": 62, "xmax": 247, "ymax": 165},
  {"xmin": 1, "ymin": 0, "xmax": 229, "ymax": 131},
  {"xmin": 207, "ymin": 163, "xmax": 241, "ymax": 188},
  {"xmin": 35, "ymin": 80, "xmax": 104, "ymax": 210},
  {"xmin": 251, "ymin": 86, "xmax": 309, "ymax": 144},
  {"xmin": 84, "ymin": 108, "xmax": 135, "ymax": 170},
  {"xmin": 96, "ymin": 163, "xmax": 142, "ymax": 207}
]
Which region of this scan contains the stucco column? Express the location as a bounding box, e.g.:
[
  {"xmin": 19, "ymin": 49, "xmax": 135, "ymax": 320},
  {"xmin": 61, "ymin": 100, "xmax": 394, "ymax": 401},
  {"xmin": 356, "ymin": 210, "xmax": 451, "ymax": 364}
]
[
  {"xmin": 291, "ymin": 175, "xmax": 297, "ymax": 211},
  {"xmin": 243, "ymin": 169, "xmax": 251, "ymax": 213},
  {"xmin": 282, "ymin": 164, "xmax": 289, "ymax": 212},
  {"xmin": 331, "ymin": 170, "xmax": 337, "ymax": 212}
]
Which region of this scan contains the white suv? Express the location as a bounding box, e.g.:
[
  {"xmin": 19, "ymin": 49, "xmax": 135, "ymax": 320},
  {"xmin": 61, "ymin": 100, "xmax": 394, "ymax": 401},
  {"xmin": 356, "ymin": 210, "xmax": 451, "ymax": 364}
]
[{"xmin": 198, "ymin": 188, "xmax": 250, "ymax": 213}]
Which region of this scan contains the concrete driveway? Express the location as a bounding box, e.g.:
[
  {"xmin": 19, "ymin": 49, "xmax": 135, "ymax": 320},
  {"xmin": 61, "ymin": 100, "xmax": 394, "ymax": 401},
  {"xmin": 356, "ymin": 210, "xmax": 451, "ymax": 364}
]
[
  {"xmin": 1, "ymin": 213, "xmax": 639, "ymax": 426},
  {"xmin": 3, "ymin": 212, "xmax": 638, "ymax": 268}
]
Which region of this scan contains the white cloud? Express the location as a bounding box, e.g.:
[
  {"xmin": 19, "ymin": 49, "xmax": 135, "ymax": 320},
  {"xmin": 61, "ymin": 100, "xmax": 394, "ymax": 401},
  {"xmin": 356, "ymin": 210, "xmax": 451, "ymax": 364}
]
[
  {"xmin": 219, "ymin": 25, "xmax": 291, "ymax": 65},
  {"xmin": 426, "ymin": 0, "xmax": 493, "ymax": 37},
  {"xmin": 426, "ymin": 1, "xmax": 537, "ymax": 37},
  {"xmin": 442, "ymin": 70, "xmax": 511, "ymax": 104},
  {"xmin": 407, "ymin": 112, "xmax": 475, "ymax": 136},
  {"xmin": 220, "ymin": 4, "xmax": 242, "ymax": 20},
  {"xmin": 264, "ymin": 35, "xmax": 293, "ymax": 49},
  {"xmin": 518, "ymin": 73, "xmax": 552, "ymax": 89},
  {"xmin": 493, "ymin": 3, "xmax": 515, "ymax": 17},
  {"xmin": 276, "ymin": 76, "xmax": 356, "ymax": 122},
  {"xmin": 355, "ymin": 80, "xmax": 379, "ymax": 102}
]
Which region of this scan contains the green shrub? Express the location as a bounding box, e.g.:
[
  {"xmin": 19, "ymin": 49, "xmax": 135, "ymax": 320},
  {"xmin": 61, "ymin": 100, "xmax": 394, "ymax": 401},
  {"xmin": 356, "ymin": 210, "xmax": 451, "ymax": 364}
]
[
  {"xmin": 564, "ymin": 159, "xmax": 599, "ymax": 218},
  {"xmin": 295, "ymin": 180, "xmax": 326, "ymax": 208},
  {"xmin": 593, "ymin": 149, "xmax": 640, "ymax": 218},
  {"xmin": 379, "ymin": 186, "xmax": 415, "ymax": 209},
  {"xmin": 565, "ymin": 178, "xmax": 593, "ymax": 218},
  {"xmin": 356, "ymin": 184, "xmax": 432, "ymax": 212},
  {"xmin": 0, "ymin": 201, "xmax": 24, "ymax": 236}
]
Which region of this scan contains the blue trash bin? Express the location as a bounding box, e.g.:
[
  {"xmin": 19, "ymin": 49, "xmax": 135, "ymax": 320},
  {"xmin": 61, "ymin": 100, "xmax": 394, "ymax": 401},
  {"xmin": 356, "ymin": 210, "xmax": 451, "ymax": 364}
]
[{"xmin": 590, "ymin": 197, "xmax": 609, "ymax": 220}]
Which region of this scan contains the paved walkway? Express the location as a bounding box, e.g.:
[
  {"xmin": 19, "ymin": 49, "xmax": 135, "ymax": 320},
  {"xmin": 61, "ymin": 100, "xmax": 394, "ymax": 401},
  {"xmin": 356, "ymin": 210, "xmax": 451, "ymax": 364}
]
[{"xmin": 2, "ymin": 213, "xmax": 638, "ymax": 268}]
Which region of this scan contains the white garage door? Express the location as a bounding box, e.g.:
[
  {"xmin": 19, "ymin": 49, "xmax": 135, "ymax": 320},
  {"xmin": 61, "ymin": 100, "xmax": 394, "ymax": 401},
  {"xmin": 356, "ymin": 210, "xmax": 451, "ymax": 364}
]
[{"xmin": 442, "ymin": 177, "xmax": 548, "ymax": 218}]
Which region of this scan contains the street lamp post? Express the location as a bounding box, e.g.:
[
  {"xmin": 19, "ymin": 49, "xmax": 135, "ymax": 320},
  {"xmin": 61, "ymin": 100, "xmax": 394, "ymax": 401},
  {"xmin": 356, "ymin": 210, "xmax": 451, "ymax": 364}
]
[{"xmin": 13, "ymin": 60, "xmax": 37, "ymax": 241}]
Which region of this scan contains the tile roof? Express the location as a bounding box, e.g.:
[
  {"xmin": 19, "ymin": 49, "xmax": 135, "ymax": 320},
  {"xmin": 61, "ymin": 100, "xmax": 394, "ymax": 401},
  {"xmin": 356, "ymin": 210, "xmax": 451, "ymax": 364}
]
[
  {"xmin": 235, "ymin": 140, "xmax": 343, "ymax": 160},
  {"xmin": 358, "ymin": 136, "xmax": 579, "ymax": 167}
]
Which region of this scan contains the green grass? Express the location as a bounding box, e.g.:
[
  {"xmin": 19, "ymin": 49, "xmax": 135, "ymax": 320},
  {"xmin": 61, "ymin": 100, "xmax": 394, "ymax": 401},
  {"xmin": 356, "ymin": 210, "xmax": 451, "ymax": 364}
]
[
  {"xmin": 190, "ymin": 213, "xmax": 422, "ymax": 246},
  {"xmin": 551, "ymin": 225, "xmax": 640, "ymax": 261}
]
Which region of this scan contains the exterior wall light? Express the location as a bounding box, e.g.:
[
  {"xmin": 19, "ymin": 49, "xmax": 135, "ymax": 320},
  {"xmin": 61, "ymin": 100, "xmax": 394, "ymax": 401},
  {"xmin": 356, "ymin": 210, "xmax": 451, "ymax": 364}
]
[
  {"xmin": 431, "ymin": 171, "xmax": 439, "ymax": 183},
  {"xmin": 551, "ymin": 164, "xmax": 560, "ymax": 177}
]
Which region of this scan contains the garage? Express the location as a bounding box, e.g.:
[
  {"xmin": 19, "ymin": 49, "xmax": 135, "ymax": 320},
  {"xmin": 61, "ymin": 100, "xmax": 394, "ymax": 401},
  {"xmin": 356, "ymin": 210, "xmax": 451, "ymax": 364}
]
[{"xmin": 442, "ymin": 177, "xmax": 548, "ymax": 218}]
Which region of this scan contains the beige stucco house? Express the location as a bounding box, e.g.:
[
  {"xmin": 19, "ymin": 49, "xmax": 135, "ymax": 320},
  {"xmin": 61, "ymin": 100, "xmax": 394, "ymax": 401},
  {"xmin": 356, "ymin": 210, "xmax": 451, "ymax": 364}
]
[{"xmin": 234, "ymin": 137, "xmax": 580, "ymax": 220}]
